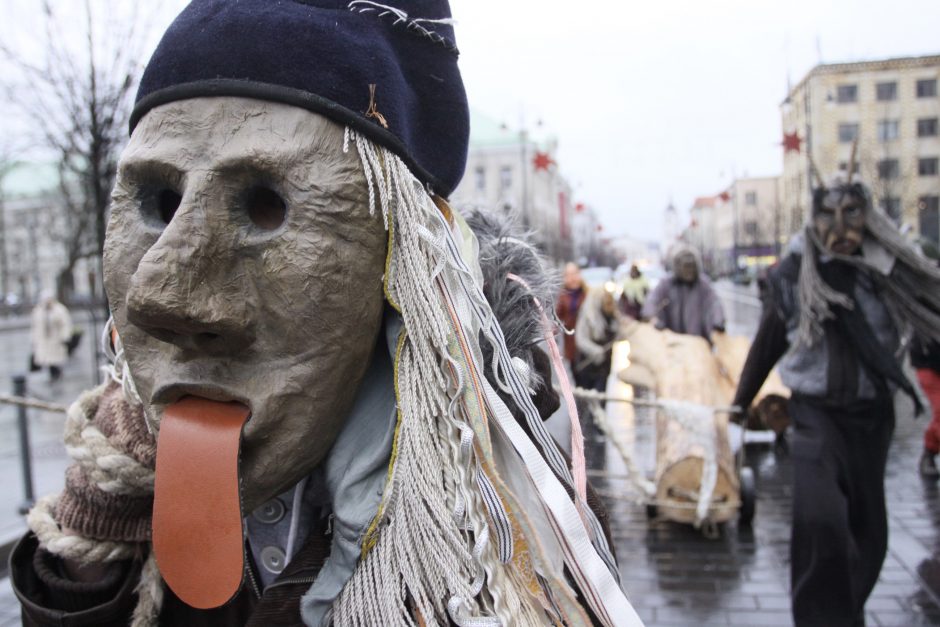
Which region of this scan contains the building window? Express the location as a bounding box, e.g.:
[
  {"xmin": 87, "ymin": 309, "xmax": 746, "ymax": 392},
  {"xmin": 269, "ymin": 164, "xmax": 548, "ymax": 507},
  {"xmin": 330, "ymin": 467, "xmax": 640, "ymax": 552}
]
[
  {"xmin": 880, "ymin": 197, "xmax": 901, "ymax": 220},
  {"xmin": 877, "ymin": 119, "xmax": 899, "ymax": 142},
  {"xmin": 877, "ymin": 159, "xmax": 899, "ymax": 179},
  {"xmin": 918, "ymin": 118, "xmax": 939, "ymax": 138},
  {"xmin": 920, "ymin": 196, "xmax": 940, "ymax": 246},
  {"xmin": 836, "ymin": 84, "xmax": 857, "ymax": 103},
  {"xmin": 474, "ymin": 166, "xmax": 485, "ymax": 192},
  {"xmin": 744, "ymin": 191, "xmax": 757, "ymax": 206},
  {"xmin": 917, "ymin": 79, "xmax": 938, "ymax": 98},
  {"xmin": 875, "ymin": 81, "xmax": 897, "ymax": 101},
  {"xmin": 920, "ymin": 158, "xmax": 939, "ymax": 176},
  {"xmin": 499, "ymin": 166, "xmax": 512, "ymax": 191},
  {"xmin": 838, "ymin": 123, "xmax": 859, "ymax": 143},
  {"xmin": 743, "ymin": 221, "xmax": 758, "ymax": 237}
]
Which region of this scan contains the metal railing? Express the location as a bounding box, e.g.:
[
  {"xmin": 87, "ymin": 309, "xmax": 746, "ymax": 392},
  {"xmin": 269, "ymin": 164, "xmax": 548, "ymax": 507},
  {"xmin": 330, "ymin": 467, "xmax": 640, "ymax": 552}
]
[{"xmin": 2, "ymin": 375, "xmax": 67, "ymax": 514}]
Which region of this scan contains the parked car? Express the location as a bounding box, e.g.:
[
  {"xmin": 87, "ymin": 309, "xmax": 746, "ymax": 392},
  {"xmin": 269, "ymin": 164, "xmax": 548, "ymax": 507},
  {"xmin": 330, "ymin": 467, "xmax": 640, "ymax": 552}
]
[
  {"xmin": 731, "ymin": 269, "xmax": 752, "ymax": 286},
  {"xmin": 580, "ymin": 266, "xmax": 614, "ymax": 291}
]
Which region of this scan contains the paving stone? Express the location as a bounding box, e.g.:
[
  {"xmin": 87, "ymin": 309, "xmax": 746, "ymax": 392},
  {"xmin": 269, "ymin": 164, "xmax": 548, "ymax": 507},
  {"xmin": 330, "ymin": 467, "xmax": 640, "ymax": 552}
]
[{"xmin": 726, "ymin": 609, "xmax": 793, "ymax": 625}]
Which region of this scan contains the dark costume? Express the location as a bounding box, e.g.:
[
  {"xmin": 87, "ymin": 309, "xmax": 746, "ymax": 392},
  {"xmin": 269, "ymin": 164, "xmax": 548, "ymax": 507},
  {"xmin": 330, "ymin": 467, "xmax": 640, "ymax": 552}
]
[
  {"xmin": 733, "ymin": 175, "xmax": 940, "ymax": 625},
  {"xmin": 734, "ymin": 244, "xmax": 900, "ymax": 625}
]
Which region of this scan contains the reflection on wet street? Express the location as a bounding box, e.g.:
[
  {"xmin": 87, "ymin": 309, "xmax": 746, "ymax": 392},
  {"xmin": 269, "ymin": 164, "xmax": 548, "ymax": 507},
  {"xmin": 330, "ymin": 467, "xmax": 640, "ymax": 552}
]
[{"xmin": 587, "ymin": 282, "xmax": 940, "ymax": 626}]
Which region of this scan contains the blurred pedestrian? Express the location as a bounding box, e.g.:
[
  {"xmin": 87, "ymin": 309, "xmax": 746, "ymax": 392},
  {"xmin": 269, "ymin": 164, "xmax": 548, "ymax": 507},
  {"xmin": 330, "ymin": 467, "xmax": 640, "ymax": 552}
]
[
  {"xmin": 573, "ymin": 285, "xmax": 621, "ymax": 468},
  {"xmin": 915, "ymin": 246, "xmax": 940, "ymax": 478},
  {"xmin": 641, "ymin": 245, "xmax": 725, "ymax": 340},
  {"xmin": 732, "ymin": 173, "xmax": 940, "ymax": 626},
  {"xmin": 555, "ymin": 262, "xmax": 586, "ymax": 369},
  {"xmin": 618, "ymin": 263, "xmax": 649, "ymax": 319},
  {"xmin": 915, "ymin": 335, "xmax": 940, "ymax": 478},
  {"xmin": 30, "ymin": 290, "xmax": 72, "ymax": 381},
  {"xmin": 574, "ymin": 286, "xmax": 620, "ymax": 393}
]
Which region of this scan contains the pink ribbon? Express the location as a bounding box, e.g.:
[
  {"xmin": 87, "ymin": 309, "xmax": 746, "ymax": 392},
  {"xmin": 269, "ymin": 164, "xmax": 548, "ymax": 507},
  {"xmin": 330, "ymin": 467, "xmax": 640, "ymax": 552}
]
[{"xmin": 506, "ymin": 273, "xmax": 588, "ymax": 506}]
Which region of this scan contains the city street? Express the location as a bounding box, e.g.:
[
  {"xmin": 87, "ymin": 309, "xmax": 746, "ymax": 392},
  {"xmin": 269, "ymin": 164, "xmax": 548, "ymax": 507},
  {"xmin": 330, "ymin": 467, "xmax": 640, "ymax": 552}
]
[
  {"xmin": 592, "ymin": 281, "xmax": 940, "ymax": 626},
  {"xmin": 0, "ymin": 286, "xmax": 938, "ymax": 626}
]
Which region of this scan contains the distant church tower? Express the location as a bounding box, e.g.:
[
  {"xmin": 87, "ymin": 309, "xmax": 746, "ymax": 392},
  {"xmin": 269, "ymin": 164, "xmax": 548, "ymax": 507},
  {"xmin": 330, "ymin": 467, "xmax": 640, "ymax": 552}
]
[{"xmin": 663, "ymin": 200, "xmax": 679, "ymax": 247}]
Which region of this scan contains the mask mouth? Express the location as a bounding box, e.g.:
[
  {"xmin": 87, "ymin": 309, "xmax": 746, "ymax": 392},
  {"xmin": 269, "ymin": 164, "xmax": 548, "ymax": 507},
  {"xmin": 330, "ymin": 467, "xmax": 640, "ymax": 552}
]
[
  {"xmin": 828, "ymin": 236, "xmax": 861, "ymax": 255},
  {"xmin": 153, "ymin": 396, "xmax": 251, "ymax": 609},
  {"xmin": 152, "ymin": 382, "xmax": 250, "ymax": 408}
]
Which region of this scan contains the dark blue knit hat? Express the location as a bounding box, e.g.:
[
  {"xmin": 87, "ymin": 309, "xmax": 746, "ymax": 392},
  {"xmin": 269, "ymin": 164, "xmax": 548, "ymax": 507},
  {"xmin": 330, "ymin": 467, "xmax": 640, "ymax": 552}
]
[{"xmin": 132, "ymin": 0, "xmax": 469, "ymax": 197}]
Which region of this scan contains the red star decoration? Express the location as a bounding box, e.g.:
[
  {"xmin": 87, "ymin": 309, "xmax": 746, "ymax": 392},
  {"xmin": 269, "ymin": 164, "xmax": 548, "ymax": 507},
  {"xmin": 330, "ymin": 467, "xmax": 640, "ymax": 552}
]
[
  {"xmin": 783, "ymin": 131, "xmax": 802, "ymax": 153},
  {"xmin": 718, "ymin": 191, "xmax": 731, "ymax": 202},
  {"xmin": 575, "ymin": 202, "xmax": 586, "ymax": 213},
  {"xmin": 532, "ymin": 151, "xmax": 555, "ymax": 171}
]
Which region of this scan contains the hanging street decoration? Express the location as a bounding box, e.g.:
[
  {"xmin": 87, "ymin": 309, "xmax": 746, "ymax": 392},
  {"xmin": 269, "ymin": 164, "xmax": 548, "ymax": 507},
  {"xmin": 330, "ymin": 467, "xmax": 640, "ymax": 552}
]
[
  {"xmin": 782, "ymin": 131, "xmax": 802, "ymax": 153},
  {"xmin": 532, "ymin": 150, "xmax": 555, "ymax": 171}
]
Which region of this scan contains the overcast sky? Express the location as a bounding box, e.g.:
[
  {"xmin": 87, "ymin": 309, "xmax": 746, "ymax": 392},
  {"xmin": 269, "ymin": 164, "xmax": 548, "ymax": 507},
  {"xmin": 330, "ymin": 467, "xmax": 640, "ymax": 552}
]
[
  {"xmin": 449, "ymin": 0, "xmax": 940, "ymax": 242},
  {"xmin": 5, "ymin": 0, "xmax": 940, "ymax": 243}
]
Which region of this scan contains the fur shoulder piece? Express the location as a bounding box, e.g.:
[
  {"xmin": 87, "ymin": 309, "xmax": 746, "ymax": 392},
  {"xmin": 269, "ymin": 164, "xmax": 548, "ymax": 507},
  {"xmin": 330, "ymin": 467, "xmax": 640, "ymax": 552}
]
[{"xmin": 464, "ymin": 209, "xmax": 556, "ymax": 366}]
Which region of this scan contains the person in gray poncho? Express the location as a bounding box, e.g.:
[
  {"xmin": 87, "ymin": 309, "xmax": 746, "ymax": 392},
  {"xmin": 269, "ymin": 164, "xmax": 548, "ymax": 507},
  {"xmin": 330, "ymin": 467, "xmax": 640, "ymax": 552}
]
[
  {"xmin": 641, "ymin": 244, "xmax": 726, "ymax": 340},
  {"xmin": 732, "ymin": 172, "xmax": 940, "ymax": 627}
]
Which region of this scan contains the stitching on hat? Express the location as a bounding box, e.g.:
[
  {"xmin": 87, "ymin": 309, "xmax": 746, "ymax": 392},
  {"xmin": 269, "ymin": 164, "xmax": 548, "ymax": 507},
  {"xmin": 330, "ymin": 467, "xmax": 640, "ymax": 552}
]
[{"xmin": 347, "ymin": 1, "xmax": 459, "ymax": 55}]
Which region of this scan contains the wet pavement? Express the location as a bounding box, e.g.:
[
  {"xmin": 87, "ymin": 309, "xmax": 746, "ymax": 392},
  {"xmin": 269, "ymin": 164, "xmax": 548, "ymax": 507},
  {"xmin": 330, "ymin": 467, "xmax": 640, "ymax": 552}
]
[
  {"xmin": 0, "ymin": 286, "xmax": 939, "ymax": 626},
  {"xmin": 0, "ymin": 311, "xmax": 104, "ymax": 547}
]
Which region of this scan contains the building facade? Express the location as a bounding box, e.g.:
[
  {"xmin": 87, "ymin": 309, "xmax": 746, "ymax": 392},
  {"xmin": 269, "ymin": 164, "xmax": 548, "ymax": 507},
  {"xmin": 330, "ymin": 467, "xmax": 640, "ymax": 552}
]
[
  {"xmin": 683, "ymin": 176, "xmax": 782, "ymax": 276},
  {"xmin": 0, "ymin": 162, "xmax": 98, "ymax": 308},
  {"xmin": 781, "ymin": 54, "xmax": 940, "ymax": 245},
  {"xmin": 449, "ymin": 110, "xmax": 577, "ymax": 263}
]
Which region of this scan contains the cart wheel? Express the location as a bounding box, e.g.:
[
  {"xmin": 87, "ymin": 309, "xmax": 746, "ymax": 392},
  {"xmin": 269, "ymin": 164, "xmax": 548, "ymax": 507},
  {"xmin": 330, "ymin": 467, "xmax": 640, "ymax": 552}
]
[
  {"xmin": 645, "ymin": 503, "xmax": 658, "ymax": 520},
  {"xmin": 739, "ymin": 467, "xmax": 756, "ymax": 526}
]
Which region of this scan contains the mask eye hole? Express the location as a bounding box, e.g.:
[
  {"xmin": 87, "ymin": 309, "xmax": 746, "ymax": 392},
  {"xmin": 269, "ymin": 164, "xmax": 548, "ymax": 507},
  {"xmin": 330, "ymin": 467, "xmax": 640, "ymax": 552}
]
[
  {"xmin": 158, "ymin": 189, "xmax": 182, "ymax": 224},
  {"xmin": 246, "ymin": 187, "xmax": 287, "ymax": 231}
]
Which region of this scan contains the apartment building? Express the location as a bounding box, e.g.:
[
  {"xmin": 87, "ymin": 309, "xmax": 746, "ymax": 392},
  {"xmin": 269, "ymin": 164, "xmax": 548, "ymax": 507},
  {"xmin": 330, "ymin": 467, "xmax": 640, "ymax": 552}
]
[{"xmin": 781, "ymin": 54, "xmax": 940, "ymax": 245}]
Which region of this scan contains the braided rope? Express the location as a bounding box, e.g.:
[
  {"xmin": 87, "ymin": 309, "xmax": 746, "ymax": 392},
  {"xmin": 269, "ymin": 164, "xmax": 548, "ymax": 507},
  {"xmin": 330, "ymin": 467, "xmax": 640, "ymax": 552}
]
[
  {"xmin": 578, "ymin": 388, "xmax": 722, "ymax": 527},
  {"xmin": 27, "ymin": 494, "xmax": 136, "ymax": 562},
  {"xmin": 101, "ymin": 316, "xmax": 144, "ymax": 409},
  {"xmin": 27, "ymin": 380, "xmax": 161, "ymax": 625},
  {"xmin": 131, "ymin": 552, "xmax": 164, "ymax": 627},
  {"xmin": 582, "ymin": 398, "xmax": 656, "ymax": 501}
]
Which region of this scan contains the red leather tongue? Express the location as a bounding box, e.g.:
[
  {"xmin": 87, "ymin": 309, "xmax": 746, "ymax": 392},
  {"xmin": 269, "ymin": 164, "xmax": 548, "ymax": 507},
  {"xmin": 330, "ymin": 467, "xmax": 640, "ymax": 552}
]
[{"xmin": 153, "ymin": 397, "xmax": 250, "ymax": 609}]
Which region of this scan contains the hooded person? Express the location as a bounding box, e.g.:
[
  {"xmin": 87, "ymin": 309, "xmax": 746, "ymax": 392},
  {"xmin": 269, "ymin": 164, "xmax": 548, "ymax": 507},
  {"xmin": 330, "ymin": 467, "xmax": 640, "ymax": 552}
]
[
  {"xmin": 640, "ymin": 244, "xmax": 725, "ymax": 340},
  {"xmin": 618, "ymin": 264, "xmax": 648, "ymax": 320},
  {"xmin": 732, "ymin": 171, "xmax": 940, "ymax": 626},
  {"xmin": 9, "ymin": 2, "xmax": 642, "ymax": 626},
  {"xmin": 574, "ymin": 287, "xmax": 622, "ymax": 394},
  {"xmin": 30, "ymin": 290, "xmax": 72, "ymax": 381}
]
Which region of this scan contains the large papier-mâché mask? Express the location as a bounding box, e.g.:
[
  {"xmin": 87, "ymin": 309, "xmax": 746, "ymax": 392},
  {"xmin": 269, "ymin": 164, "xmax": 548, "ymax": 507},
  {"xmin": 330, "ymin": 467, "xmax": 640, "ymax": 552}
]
[
  {"xmin": 674, "ymin": 251, "xmax": 699, "ymax": 284},
  {"xmin": 812, "ymin": 184, "xmax": 866, "ymax": 256},
  {"xmin": 104, "ymin": 98, "xmax": 387, "ymax": 511}
]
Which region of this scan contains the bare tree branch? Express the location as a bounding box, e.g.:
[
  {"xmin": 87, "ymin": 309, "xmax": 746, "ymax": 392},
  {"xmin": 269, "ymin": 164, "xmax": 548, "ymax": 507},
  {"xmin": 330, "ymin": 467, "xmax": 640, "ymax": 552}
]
[{"xmin": 1, "ymin": 0, "xmax": 158, "ymax": 307}]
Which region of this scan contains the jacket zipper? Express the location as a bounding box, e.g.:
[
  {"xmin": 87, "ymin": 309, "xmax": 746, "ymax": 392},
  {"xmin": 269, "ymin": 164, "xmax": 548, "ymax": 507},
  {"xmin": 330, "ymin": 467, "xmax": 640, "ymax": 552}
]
[
  {"xmin": 264, "ymin": 574, "xmax": 318, "ymax": 592},
  {"xmin": 245, "ymin": 557, "xmax": 263, "ymax": 600}
]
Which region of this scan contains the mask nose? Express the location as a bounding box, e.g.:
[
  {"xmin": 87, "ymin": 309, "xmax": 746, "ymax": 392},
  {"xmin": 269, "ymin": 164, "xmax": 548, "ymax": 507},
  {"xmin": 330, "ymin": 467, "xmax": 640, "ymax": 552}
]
[
  {"xmin": 125, "ymin": 202, "xmax": 255, "ymax": 355},
  {"xmin": 833, "ymin": 207, "xmax": 846, "ymax": 234}
]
